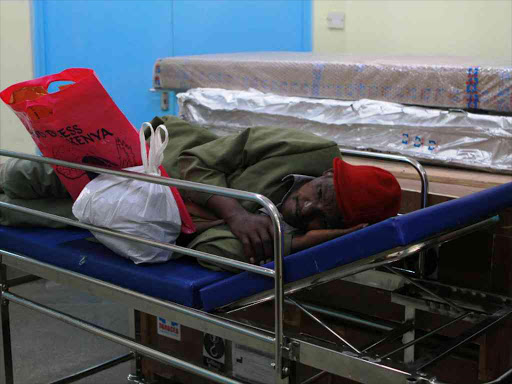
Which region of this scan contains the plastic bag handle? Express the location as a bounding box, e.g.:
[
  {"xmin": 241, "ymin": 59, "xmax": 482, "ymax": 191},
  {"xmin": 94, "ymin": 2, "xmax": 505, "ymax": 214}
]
[
  {"xmin": 140, "ymin": 122, "xmax": 169, "ymax": 175},
  {"xmin": 34, "ymin": 68, "xmax": 94, "ymax": 89},
  {"xmin": 140, "ymin": 123, "xmax": 153, "ymax": 171},
  {"xmin": 0, "ymin": 68, "xmax": 95, "ymax": 109}
]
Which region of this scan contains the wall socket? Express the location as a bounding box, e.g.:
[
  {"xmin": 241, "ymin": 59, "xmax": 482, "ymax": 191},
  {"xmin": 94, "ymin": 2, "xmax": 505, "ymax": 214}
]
[{"xmin": 327, "ymin": 12, "xmax": 345, "ymax": 30}]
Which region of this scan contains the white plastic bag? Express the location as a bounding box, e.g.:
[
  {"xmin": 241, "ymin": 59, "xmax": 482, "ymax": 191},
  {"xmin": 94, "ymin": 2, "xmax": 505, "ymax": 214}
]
[{"xmin": 72, "ymin": 122, "xmax": 182, "ymax": 264}]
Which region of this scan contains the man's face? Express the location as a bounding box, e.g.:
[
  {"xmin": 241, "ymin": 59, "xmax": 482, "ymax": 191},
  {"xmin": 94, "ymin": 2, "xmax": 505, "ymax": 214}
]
[{"xmin": 280, "ymin": 172, "xmax": 343, "ymax": 231}]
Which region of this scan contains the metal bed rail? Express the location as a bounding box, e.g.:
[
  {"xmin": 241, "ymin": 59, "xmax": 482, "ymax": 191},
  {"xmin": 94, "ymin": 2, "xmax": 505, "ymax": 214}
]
[
  {"xmin": 218, "ymin": 214, "xmax": 512, "ymax": 383},
  {"xmin": 338, "ymin": 148, "xmax": 430, "ymax": 279},
  {"xmin": 0, "ymin": 249, "xmax": 423, "ymax": 384},
  {"xmin": 220, "ymin": 216, "xmax": 499, "ymax": 313},
  {"xmin": 338, "ymin": 148, "xmax": 429, "ymax": 210},
  {"xmin": 1, "ymin": 212, "xmax": 505, "ymax": 383},
  {"xmin": 0, "ymin": 149, "xmax": 287, "ymax": 384}
]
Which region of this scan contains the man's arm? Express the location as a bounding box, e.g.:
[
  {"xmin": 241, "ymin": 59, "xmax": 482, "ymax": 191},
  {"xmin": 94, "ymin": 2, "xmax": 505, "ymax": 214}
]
[{"xmin": 291, "ymin": 224, "xmax": 368, "ymax": 253}]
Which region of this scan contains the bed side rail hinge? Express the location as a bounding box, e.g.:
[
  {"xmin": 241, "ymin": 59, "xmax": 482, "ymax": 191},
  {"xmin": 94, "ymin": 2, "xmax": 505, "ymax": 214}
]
[{"xmin": 283, "ymin": 339, "xmax": 300, "ymax": 361}]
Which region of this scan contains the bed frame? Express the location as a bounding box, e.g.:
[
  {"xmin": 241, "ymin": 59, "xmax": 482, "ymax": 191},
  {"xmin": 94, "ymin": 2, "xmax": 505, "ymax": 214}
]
[{"xmin": 0, "ymin": 149, "xmax": 511, "ymax": 384}]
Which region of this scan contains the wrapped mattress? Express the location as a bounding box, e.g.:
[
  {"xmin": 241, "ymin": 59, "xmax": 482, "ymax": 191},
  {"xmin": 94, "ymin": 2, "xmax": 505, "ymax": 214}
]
[
  {"xmin": 154, "ymin": 52, "xmax": 512, "ymax": 113},
  {"xmin": 178, "ymin": 88, "xmax": 512, "ymax": 173}
]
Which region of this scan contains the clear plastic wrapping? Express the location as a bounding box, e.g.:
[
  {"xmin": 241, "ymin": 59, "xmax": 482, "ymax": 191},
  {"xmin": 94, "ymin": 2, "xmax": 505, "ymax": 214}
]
[
  {"xmin": 155, "ymin": 52, "xmax": 512, "ymax": 113},
  {"xmin": 178, "ymin": 88, "xmax": 512, "ymax": 173}
]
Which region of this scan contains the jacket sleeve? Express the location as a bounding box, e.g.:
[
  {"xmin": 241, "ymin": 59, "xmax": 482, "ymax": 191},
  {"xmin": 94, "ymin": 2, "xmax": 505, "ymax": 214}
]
[{"xmin": 187, "ymin": 224, "xmax": 294, "ymax": 270}]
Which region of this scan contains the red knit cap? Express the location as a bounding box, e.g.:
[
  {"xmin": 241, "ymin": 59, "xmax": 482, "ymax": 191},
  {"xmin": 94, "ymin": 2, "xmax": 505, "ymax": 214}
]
[{"xmin": 333, "ymin": 158, "xmax": 402, "ymax": 227}]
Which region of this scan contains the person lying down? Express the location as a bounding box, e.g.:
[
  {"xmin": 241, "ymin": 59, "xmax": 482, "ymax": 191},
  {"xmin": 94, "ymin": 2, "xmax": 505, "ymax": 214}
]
[{"xmin": 0, "ymin": 116, "xmax": 401, "ymax": 272}]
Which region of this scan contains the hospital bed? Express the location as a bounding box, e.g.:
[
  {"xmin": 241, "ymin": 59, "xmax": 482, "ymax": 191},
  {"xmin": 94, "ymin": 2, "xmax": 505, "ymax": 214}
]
[
  {"xmin": 2, "ymin": 53, "xmax": 512, "ymax": 384},
  {"xmin": 0, "ymin": 148, "xmax": 512, "ymax": 384}
]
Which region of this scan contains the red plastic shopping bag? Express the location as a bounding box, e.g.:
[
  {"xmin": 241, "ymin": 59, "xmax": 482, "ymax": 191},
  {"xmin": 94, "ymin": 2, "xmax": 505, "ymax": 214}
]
[{"xmin": 0, "ymin": 68, "xmax": 195, "ymax": 234}]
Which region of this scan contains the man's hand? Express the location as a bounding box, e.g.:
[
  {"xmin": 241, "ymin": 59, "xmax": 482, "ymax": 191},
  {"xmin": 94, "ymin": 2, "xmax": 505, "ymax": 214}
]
[
  {"xmin": 206, "ymin": 195, "xmax": 274, "ymax": 265},
  {"xmin": 225, "ymin": 212, "xmax": 274, "ymax": 265},
  {"xmin": 291, "ymin": 223, "xmax": 368, "ymax": 253}
]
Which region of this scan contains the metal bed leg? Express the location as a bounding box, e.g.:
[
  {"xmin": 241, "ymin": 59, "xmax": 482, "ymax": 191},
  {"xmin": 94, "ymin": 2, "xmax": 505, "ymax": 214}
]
[
  {"xmin": 402, "ymin": 306, "xmax": 415, "ymax": 363},
  {"xmin": 127, "ymin": 309, "xmax": 144, "ymax": 383},
  {"xmin": 0, "ymin": 263, "xmax": 14, "ymax": 384},
  {"xmin": 274, "ymin": 227, "xmax": 288, "ymax": 384}
]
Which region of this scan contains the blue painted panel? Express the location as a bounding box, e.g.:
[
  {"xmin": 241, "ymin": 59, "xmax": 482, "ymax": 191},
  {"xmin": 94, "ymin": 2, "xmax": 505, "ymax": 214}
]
[
  {"xmin": 173, "ymin": 0, "xmax": 311, "ymax": 55},
  {"xmin": 33, "ymin": 0, "xmax": 173, "ymax": 127},
  {"xmin": 32, "ymin": 0, "xmax": 311, "ymax": 122}
]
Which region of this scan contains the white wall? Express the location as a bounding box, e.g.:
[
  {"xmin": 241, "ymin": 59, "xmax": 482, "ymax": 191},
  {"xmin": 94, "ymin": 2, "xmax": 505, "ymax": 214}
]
[
  {"xmin": 0, "ymin": 0, "xmax": 36, "ymax": 154},
  {"xmin": 314, "ymin": 0, "xmax": 512, "ymax": 61}
]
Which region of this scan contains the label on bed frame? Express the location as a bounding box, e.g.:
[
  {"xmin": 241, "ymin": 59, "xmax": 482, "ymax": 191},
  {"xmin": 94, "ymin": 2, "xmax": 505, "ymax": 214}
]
[
  {"xmin": 232, "ymin": 343, "xmax": 274, "ymax": 384},
  {"xmin": 203, "ymin": 333, "xmax": 226, "ymax": 370},
  {"xmin": 156, "ymin": 317, "xmax": 181, "ymax": 341}
]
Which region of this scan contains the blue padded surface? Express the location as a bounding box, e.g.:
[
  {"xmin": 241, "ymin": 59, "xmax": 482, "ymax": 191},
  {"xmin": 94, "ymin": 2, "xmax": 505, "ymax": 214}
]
[
  {"xmin": 0, "ymin": 227, "xmax": 231, "ymax": 308},
  {"xmin": 393, "ymin": 181, "xmax": 512, "ymax": 244},
  {"xmin": 200, "ymin": 182, "xmax": 512, "ymax": 311}
]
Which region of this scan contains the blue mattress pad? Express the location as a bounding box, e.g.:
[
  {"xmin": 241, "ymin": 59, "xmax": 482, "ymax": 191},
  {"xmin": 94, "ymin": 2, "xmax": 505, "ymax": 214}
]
[
  {"xmin": 0, "ymin": 227, "xmax": 231, "ymax": 308},
  {"xmin": 0, "ymin": 181, "xmax": 511, "ymax": 310}
]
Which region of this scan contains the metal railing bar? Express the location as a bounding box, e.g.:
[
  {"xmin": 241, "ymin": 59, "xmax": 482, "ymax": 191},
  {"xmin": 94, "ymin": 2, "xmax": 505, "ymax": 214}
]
[
  {"xmin": 0, "ymin": 250, "xmax": 275, "ymax": 349},
  {"xmin": 299, "ymin": 302, "xmax": 394, "ymax": 332},
  {"xmin": 407, "ymin": 279, "xmax": 512, "ymax": 307},
  {"xmin": 361, "ymin": 320, "xmax": 415, "ymax": 353},
  {"xmin": 221, "ymin": 215, "xmax": 498, "ymax": 313},
  {"xmin": 299, "ymin": 333, "xmax": 337, "ymax": 347},
  {"xmin": 411, "ymin": 308, "xmax": 512, "ymax": 371},
  {"xmin": 482, "ymin": 366, "xmax": 512, "ymax": 384},
  {"xmin": 0, "ymin": 264, "xmax": 13, "ymax": 384},
  {"xmin": 49, "ymin": 352, "xmax": 135, "ymax": 384},
  {"xmin": 0, "ymin": 201, "xmax": 274, "ymax": 277},
  {"xmin": 6, "ymin": 274, "xmax": 41, "ymax": 288},
  {"xmin": 2, "ymin": 291, "xmax": 244, "ymax": 384},
  {"xmin": 222, "ymin": 247, "xmax": 417, "ymax": 313},
  {"xmin": 384, "ymin": 266, "xmax": 465, "ymax": 312},
  {"xmin": 300, "ymin": 371, "xmax": 328, "ymax": 384},
  {"xmin": 381, "ymin": 311, "xmax": 472, "ymax": 359},
  {"xmin": 339, "ymin": 148, "xmax": 430, "ymax": 279},
  {"xmin": 290, "ymin": 337, "xmax": 415, "ymax": 384},
  {"xmin": 0, "ymin": 149, "xmax": 276, "ymax": 207},
  {"xmin": 339, "ymin": 148, "xmax": 429, "ymax": 209},
  {"xmin": 286, "ymin": 297, "xmax": 360, "ymax": 354}
]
